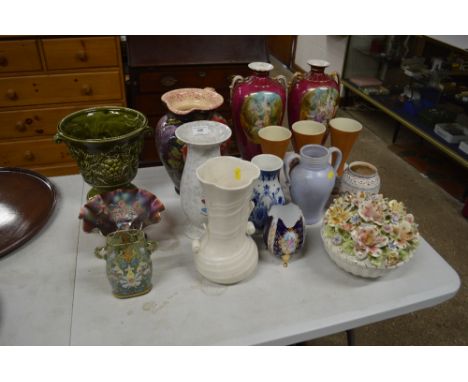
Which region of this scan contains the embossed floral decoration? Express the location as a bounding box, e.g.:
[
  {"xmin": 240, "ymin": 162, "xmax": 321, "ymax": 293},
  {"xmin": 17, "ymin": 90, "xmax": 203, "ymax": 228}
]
[{"xmin": 323, "ymin": 192, "xmax": 419, "ymax": 267}]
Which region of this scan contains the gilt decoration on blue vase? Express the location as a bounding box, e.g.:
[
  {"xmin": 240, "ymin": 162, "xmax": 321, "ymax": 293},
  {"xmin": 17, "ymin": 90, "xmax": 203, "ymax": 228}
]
[{"xmin": 263, "ymin": 203, "xmax": 306, "ymax": 267}]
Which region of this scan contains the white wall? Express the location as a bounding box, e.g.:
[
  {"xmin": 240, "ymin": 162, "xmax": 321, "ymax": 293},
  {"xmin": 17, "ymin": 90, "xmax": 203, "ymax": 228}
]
[{"xmin": 294, "ymin": 36, "xmax": 349, "ymax": 75}]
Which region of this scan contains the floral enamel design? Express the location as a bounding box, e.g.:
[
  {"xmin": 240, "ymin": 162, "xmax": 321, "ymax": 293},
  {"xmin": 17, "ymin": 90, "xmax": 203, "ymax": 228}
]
[
  {"xmin": 240, "ymin": 92, "xmax": 283, "ymax": 143},
  {"xmin": 104, "ymin": 230, "xmax": 155, "ymax": 298},
  {"xmin": 300, "ymin": 88, "xmax": 339, "ymax": 123}
]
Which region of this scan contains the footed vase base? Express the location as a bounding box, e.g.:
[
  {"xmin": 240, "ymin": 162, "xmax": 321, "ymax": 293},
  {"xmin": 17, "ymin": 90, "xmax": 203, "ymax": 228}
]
[
  {"xmin": 195, "ymin": 236, "xmax": 258, "ymax": 285},
  {"xmin": 87, "ymin": 183, "xmax": 137, "ymax": 200}
]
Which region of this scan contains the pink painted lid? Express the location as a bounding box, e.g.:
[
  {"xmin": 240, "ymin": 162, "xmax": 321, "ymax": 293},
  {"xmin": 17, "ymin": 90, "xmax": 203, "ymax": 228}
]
[{"xmin": 161, "ymin": 88, "xmax": 224, "ymax": 115}]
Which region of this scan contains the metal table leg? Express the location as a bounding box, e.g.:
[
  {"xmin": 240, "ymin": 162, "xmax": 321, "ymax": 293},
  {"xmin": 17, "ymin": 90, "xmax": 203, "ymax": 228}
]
[
  {"xmin": 346, "ymin": 329, "xmax": 356, "ymax": 346},
  {"xmin": 392, "ymin": 123, "xmax": 401, "ymax": 144}
]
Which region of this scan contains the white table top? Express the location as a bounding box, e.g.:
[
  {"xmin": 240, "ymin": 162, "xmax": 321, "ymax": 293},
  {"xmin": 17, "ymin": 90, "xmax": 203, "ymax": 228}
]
[{"xmin": 0, "ymin": 166, "xmax": 461, "ymax": 345}]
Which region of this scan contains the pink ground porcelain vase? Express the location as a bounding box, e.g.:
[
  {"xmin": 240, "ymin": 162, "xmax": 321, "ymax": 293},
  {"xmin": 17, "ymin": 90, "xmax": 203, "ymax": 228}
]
[
  {"xmin": 288, "ymin": 59, "xmax": 340, "ymax": 129},
  {"xmin": 230, "ymin": 62, "xmax": 287, "ymax": 160}
]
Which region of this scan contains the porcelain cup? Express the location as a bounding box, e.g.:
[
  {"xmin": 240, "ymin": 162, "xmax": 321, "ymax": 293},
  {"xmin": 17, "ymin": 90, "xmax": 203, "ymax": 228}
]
[
  {"xmin": 292, "ymin": 120, "xmax": 327, "ymax": 152},
  {"xmin": 329, "ymin": 117, "xmax": 362, "ymax": 176},
  {"xmin": 258, "ymin": 125, "xmax": 292, "ymax": 159}
]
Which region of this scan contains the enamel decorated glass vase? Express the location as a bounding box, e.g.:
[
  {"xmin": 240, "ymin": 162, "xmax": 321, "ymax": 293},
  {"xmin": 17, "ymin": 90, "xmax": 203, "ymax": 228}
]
[{"xmin": 155, "ymin": 87, "xmax": 228, "ymax": 193}]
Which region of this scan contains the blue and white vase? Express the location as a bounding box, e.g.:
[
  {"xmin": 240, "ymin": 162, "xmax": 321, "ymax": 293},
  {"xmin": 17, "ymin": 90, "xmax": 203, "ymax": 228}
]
[
  {"xmin": 263, "ymin": 203, "xmax": 305, "ymax": 267},
  {"xmin": 250, "ymin": 154, "xmax": 285, "ymax": 230}
]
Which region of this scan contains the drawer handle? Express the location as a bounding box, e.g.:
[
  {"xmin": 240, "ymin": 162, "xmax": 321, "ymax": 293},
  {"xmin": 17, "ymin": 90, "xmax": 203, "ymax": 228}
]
[
  {"xmin": 15, "ymin": 121, "xmax": 26, "ymax": 132},
  {"xmin": 82, "ymin": 84, "xmax": 93, "ymax": 95},
  {"xmin": 0, "ymin": 54, "xmax": 7, "ymax": 67},
  {"xmin": 24, "ymin": 150, "xmax": 35, "ymax": 161},
  {"xmin": 198, "ymin": 71, "xmax": 207, "ymax": 78},
  {"xmin": 6, "ymin": 89, "xmax": 17, "ymax": 100},
  {"xmin": 76, "ymin": 50, "xmax": 88, "ymax": 62},
  {"xmin": 160, "ymin": 76, "xmax": 178, "ymax": 87}
]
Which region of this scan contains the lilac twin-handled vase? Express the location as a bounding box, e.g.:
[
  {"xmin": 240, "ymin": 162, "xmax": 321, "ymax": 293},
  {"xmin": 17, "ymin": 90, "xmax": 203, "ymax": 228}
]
[{"xmin": 284, "ymin": 144, "xmax": 342, "ymax": 225}]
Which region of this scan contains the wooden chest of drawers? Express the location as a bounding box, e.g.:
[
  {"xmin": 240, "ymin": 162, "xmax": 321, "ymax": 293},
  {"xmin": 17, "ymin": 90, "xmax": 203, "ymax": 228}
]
[
  {"xmin": 0, "ymin": 36, "xmax": 126, "ymax": 176},
  {"xmin": 125, "ymin": 36, "xmax": 269, "ymax": 165}
]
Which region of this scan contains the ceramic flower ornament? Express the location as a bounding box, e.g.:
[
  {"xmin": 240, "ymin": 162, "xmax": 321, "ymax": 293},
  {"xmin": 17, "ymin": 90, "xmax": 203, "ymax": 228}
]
[
  {"xmin": 351, "ymin": 225, "xmax": 389, "ymax": 260},
  {"xmin": 358, "ymin": 199, "xmax": 385, "ymax": 225},
  {"xmin": 321, "ymin": 192, "xmax": 419, "ymax": 278}
]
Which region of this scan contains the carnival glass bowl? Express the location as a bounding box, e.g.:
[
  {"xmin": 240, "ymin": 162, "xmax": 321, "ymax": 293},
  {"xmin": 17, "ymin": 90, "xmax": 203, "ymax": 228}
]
[{"xmin": 79, "ymin": 188, "xmax": 165, "ymax": 236}]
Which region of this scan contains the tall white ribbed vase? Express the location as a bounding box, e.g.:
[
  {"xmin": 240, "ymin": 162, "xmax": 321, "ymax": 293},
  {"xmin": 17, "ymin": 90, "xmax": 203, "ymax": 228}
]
[
  {"xmin": 175, "ymin": 121, "xmax": 232, "ymax": 239},
  {"xmin": 192, "ymin": 156, "xmax": 260, "ymax": 284}
]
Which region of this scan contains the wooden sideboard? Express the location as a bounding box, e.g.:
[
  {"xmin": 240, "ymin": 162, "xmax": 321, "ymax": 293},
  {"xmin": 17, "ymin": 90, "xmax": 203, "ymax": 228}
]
[
  {"xmin": 0, "ymin": 36, "xmax": 126, "ymax": 176},
  {"xmin": 125, "ymin": 36, "xmax": 269, "ymax": 166}
]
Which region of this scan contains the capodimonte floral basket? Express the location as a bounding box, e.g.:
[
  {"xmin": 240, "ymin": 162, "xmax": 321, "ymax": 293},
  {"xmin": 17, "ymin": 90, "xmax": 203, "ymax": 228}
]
[{"xmin": 321, "ymin": 192, "xmax": 420, "ymax": 278}]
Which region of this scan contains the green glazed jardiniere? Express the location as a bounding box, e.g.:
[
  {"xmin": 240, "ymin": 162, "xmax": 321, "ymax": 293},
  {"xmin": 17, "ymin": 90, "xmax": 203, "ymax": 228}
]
[{"xmin": 55, "ymin": 106, "xmax": 150, "ymax": 199}]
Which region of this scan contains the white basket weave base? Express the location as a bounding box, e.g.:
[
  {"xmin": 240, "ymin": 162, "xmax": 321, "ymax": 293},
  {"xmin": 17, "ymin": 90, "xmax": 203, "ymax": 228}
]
[{"xmin": 320, "ymin": 229, "xmax": 412, "ymax": 279}]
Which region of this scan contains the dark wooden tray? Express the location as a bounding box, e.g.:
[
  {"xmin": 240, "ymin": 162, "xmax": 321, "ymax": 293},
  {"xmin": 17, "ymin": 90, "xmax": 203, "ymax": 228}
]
[{"xmin": 0, "ymin": 167, "xmax": 57, "ymax": 258}]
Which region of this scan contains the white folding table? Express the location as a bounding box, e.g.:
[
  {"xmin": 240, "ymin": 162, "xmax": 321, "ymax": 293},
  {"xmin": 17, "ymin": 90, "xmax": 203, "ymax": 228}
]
[{"xmin": 0, "ymin": 167, "xmax": 460, "ymax": 345}]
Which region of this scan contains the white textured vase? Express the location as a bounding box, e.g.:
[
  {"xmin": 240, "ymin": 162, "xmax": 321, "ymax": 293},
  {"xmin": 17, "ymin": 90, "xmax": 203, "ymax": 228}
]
[
  {"xmin": 193, "ymin": 156, "xmax": 260, "ymax": 284},
  {"xmin": 175, "ymin": 121, "xmax": 232, "ymax": 239}
]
